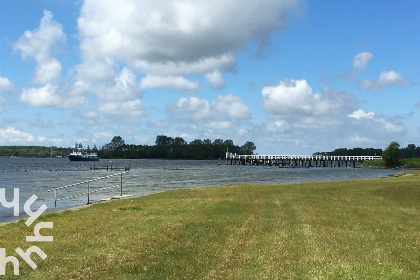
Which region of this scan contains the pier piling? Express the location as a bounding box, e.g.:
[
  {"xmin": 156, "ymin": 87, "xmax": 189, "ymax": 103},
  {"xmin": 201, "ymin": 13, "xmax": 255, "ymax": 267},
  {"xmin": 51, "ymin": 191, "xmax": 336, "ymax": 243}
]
[{"xmin": 225, "ymin": 153, "xmax": 381, "ymax": 168}]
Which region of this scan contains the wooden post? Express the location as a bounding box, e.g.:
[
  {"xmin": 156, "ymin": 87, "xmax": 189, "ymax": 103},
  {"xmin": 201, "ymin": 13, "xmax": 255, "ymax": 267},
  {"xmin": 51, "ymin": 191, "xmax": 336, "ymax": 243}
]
[{"xmin": 120, "ymin": 173, "xmax": 123, "ymax": 196}]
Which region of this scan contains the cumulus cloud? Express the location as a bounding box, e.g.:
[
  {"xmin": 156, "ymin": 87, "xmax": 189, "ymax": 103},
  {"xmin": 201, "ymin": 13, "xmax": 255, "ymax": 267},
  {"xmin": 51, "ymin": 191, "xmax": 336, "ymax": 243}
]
[
  {"xmin": 76, "ymin": 0, "xmax": 300, "ymax": 88},
  {"xmin": 140, "ymin": 75, "xmax": 199, "ymax": 91},
  {"xmin": 361, "ymin": 70, "xmax": 408, "ymax": 90},
  {"xmin": 262, "ymin": 79, "xmax": 357, "ymax": 118},
  {"xmin": 0, "ymin": 127, "xmax": 34, "ymax": 144},
  {"xmin": 205, "ymin": 70, "xmax": 226, "ymax": 89},
  {"xmin": 0, "ymin": 77, "xmax": 14, "ymax": 93},
  {"xmin": 13, "ymin": 10, "xmax": 66, "ymax": 84},
  {"xmin": 257, "ymin": 78, "xmax": 407, "ymax": 152},
  {"xmin": 347, "ymin": 109, "xmax": 375, "ymax": 120},
  {"xmin": 13, "ymin": 11, "xmax": 89, "ymax": 110},
  {"xmin": 353, "ymin": 51, "xmax": 372, "ymax": 70},
  {"xmin": 20, "ymin": 84, "xmax": 62, "ymax": 107},
  {"xmin": 97, "ymin": 99, "xmax": 146, "ymax": 116},
  {"xmin": 347, "ymin": 109, "xmax": 405, "ymax": 134},
  {"xmin": 166, "ymin": 94, "xmax": 251, "ymax": 129},
  {"xmin": 266, "ymin": 120, "xmax": 290, "ymax": 132},
  {"xmin": 20, "ymin": 83, "xmax": 85, "ymax": 109}
]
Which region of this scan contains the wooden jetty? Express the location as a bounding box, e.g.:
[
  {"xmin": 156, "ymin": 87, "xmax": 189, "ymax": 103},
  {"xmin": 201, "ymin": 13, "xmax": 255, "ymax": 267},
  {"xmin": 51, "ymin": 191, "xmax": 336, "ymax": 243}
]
[
  {"xmin": 90, "ymin": 164, "xmax": 130, "ymax": 171},
  {"xmin": 226, "ymin": 152, "xmax": 381, "ymax": 168}
]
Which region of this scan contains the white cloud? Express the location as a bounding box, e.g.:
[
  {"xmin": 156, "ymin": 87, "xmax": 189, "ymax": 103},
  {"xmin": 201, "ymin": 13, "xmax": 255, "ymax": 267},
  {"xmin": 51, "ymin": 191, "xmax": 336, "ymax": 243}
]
[
  {"xmin": 20, "ymin": 84, "xmax": 62, "ymax": 107},
  {"xmin": 0, "ymin": 127, "xmax": 34, "ymax": 144},
  {"xmin": 166, "ymin": 94, "xmax": 251, "ymax": 127},
  {"xmin": 361, "ymin": 70, "xmax": 408, "ymax": 90},
  {"xmin": 262, "ymin": 79, "xmax": 356, "ymax": 118},
  {"xmin": 347, "ymin": 110, "xmax": 405, "ymax": 134},
  {"xmin": 76, "ymin": 0, "xmax": 300, "ymax": 86},
  {"xmin": 67, "ymin": 0, "xmax": 301, "ymax": 129},
  {"xmin": 20, "ymin": 83, "xmax": 85, "ymax": 108},
  {"xmin": 349, "ymin": 135, "xmax": 378, "ymax": 144},
  {"xmin": 13, "ymin": 11, "xmax": 88, "ymax": 110},
  {"xmin": 0, "ymin": 77, "xmax": 13, "ymax": 112},
  {"xmin": 353, "ymin": 51, "xmax": 372, "ymax": 70},
  {"xmin": 97, "ymin": 99, "xmax": 146, "ymax": 116},
  {"xmin": 379, "ymin": 118, "xmax": 405, "ymax": 133},
  {"xmin": 140, "ymin": 75, "xmax": 199, "ymax": 91},
  {"xmin": 347, "ymin": 109, "xmax": 375, "ymax": 120},
  {"xmin": 167, "ymin": 96, "xmax": 211, "ymax": 121},
  {"xmin": 205, "ymin": 70, "xmax": 225, "ymax": 89},
  {"xmin": 0, "ymin": 77, "xmax": 14, "ymax": 93},
  {"xmin": 14, "ymin": 10, "xmax": 66, "ymax": 84},
  {"xmin": 266, "ymin": 120, "xmax": 290, "ymax": 132},
  {"xmin": 101, "ymin": 67, "xmax": 139, "ymax": 101}
]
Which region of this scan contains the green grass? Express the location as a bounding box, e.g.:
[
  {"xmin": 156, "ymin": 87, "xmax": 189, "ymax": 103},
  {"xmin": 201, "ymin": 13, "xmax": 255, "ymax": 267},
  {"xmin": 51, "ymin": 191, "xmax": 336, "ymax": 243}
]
[
  {"xmin": 361, "ymin": 158, "xmax": 420, "ymax": 168},
  {"xmin": 401, "ymin": 158, "xmax": 420, "ymax": 168},
  {"xmin": 1, "ymin": 172, "xmax": 419, "ymax": 279}
]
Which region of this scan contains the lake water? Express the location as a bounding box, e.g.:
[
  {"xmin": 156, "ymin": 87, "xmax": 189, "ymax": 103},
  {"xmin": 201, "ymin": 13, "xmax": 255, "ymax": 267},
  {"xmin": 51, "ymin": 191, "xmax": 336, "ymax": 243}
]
[{"xmin": 0, "ymin": 157, "xmax": 396, "ymax": 223}]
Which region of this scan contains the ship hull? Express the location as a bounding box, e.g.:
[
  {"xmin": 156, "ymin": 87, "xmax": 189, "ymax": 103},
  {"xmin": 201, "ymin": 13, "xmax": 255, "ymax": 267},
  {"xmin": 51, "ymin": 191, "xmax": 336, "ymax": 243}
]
[{"xmin": 67, "ymin": 155, "xmax": 99, "ymax": 161}]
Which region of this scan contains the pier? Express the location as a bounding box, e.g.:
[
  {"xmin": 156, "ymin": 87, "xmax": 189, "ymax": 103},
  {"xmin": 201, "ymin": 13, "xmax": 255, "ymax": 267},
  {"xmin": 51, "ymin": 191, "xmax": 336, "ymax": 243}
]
[
  {"xmin": 226, "ymin": 152, "xmax": 381, "ymax": 168},
  {"xmin": 90, "ymin": 164, "xmax": 130, "ymax": 171}
]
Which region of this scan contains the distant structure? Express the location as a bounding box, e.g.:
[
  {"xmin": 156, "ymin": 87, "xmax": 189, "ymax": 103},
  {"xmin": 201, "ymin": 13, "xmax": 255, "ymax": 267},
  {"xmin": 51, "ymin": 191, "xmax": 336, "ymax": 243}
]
[{"xmin": 225, "ymin": 152, "xmax": 381, "ymax": 168}]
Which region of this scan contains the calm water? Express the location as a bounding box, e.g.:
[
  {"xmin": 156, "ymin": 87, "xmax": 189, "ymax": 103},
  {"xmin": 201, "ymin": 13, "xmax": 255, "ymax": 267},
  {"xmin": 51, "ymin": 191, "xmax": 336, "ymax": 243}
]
[{"xmin": 0, "ymin": 157, "xmax": 396, "ymax": 223}]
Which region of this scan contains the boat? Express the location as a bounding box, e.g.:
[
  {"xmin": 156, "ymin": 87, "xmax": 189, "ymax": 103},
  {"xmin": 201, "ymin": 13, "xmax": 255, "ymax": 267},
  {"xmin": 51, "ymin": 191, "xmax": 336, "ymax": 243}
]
[{"xmin": 67, "ymin": 149, "xmax": 99, "ymax": 161}]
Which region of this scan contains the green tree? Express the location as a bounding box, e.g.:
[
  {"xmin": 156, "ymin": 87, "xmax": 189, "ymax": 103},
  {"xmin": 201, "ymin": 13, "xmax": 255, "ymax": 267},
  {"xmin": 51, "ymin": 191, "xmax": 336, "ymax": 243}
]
[
  {"xmin": 174, "ymin": 137, "xmax": 186, "ymax": 145},
  {"xmin": 155, "ymin": 135, "xmax": 174, "ymax": 146},
  {"xmin": 382, "ymin": 141, "xmax": 401, "ymax": 168},
  {"xmin": 223, "ymin": 139, "xmax": 234, "ymax": 146},
  {"xmin": 240, "ymin": 141, "xmax": 257, "ymax": 155},
  {"xmin": 213, "ymin": 139, "xmax": 224, "ymax": 145}
]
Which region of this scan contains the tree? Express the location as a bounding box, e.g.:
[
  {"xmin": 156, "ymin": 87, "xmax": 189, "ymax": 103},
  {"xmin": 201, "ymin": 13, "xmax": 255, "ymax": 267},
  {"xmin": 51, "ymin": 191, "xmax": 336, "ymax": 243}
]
[
  {"xmin": 240, "ymin": 141, "xmax": 257, "ymax": 155},
  {"xmin": 155, "ymin": 135, "xmax": 173, "ymax": 146},
  {"xmin": 401, "ymin": 144, "xmax": 417, "ymax": 158},
  {"xmin": 174, "ymin": 137, "xmax": 186, "ymax": 145},
  {"xmin": 382, "ymin": 141, "xmax": 401, "ymax": 168},
  {"xmin": 103, "ymin": 136, "xmax": 126, "ymax": 151},
  {"xmin": 190, "ymin": 139, "xmax": 203, "ymax": 145},
  {"xmin": 223, "ymin": 139, "xmax": 234, "ymax": 146},
  {"xmin": 213, "ymin": 139, "xmax": 224, "ymax": 145}
]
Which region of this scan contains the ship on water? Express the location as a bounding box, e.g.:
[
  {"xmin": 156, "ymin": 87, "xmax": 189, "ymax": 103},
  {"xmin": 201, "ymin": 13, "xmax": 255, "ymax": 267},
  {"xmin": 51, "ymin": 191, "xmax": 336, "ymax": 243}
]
[{"xmin": 67, "ymin": 148, "xmax": 99, "ymax": 161}]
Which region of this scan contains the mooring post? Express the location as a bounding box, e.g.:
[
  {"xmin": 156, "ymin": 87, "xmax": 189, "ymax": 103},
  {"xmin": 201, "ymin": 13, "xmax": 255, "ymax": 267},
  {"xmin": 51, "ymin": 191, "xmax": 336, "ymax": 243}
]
[
  {"xmin": 87, "ymin": 182, "xmax": 90, "ymax": 204},
  {"xmin": 120, "ymin": 173, "xmax": 123, "ymax": 196},
  {"xmin": 54, "ymin": 190, "xmax": 57, "ymax": 208}
]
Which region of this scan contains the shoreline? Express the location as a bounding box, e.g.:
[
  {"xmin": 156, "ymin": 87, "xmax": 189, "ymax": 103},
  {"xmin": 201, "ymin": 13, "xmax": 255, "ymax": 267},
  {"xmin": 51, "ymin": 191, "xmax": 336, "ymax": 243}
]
[
  {"xmin": 1, "ymin": 170, "xmax": 410, "ymax": 227},
  {"xmin": 1, "ymin": 171, "xmax": 418, "ymax": 279},
  {"xmin": 0, "ymin": 192, "xmax": 163, "ymax": 227}
]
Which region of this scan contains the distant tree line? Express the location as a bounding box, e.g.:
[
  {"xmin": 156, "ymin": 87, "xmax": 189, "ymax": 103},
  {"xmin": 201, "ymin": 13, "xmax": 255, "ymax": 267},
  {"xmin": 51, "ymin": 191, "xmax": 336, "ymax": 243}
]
[
  {"xmin": 2, "ymin": 139, "xmax": 418, "ymax": 161},
  {"xmin": 400, "ymin": 144, "xmax": 420, "ymax": 159},
  {"xmin": 313, "ymin": 143, "xmax": 420, "ymax": 163},
  {"xmin": 313, "ymin": 147, "xmax": 383, "ymax": 157},
  {"xmin": 97, "ymin": 135, "xmax": 257, "ymax": 160},
  {"xmin": 0, "ymin": 146, "xmax": 70, "ymax": 158}
]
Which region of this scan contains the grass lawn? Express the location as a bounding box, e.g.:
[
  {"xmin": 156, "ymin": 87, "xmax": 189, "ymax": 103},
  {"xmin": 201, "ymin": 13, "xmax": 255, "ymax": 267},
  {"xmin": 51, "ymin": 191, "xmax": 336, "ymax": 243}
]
[
  {"xmin": 361, "ymin": 158, "xmax": 420, "ymax": 168},
  {"xmin": 1, "ymin": 172, "xmax": 419, "ymax": 279}
]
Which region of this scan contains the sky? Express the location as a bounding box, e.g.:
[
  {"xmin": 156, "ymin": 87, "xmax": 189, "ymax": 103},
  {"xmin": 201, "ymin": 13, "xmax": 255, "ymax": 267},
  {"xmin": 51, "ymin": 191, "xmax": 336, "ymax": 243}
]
[{"xmin": 0, "ymin": 0, "xmax": 419, "ymax": 155}]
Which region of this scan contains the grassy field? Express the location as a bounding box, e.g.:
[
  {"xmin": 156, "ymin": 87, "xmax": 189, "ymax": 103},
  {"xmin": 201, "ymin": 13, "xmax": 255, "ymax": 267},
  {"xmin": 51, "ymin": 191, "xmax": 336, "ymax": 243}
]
[
  {"xmin": 361, "ymin": 158, "xmax": 420, "ymax": 168},
  {"xmin": 1, "ymin": 172, "xmax": 419, "ymax": 279}
]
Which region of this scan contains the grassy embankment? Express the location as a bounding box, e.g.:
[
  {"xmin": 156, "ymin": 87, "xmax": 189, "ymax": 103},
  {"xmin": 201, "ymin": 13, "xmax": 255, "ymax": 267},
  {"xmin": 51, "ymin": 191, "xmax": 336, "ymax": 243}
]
[
  {"xmin": 361, "ymin": 158, "xmax": 420, "ymax": 168},
  {"xmin": 1, "ymin": 172, "xmax": 419, "ymax": 279}
]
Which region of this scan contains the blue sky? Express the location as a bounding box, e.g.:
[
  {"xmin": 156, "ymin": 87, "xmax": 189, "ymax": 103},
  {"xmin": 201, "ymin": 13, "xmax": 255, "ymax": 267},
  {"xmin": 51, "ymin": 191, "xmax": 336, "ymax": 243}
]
[{"xmin": 0, "ymin": 0, "xmax": 419, "ymax": 154}]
